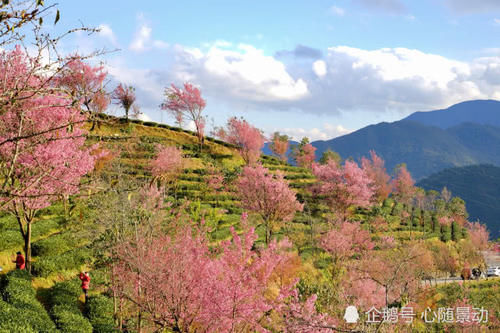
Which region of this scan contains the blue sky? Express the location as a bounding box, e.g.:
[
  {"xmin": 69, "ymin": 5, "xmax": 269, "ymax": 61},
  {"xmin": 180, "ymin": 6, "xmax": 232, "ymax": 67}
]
[{"xmin": 54, "ymin": 0, "xmax": 500, "ymax": 141}]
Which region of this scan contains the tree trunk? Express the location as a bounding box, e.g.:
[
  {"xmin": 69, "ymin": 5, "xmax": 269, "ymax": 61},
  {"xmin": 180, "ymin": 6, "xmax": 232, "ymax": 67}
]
[
  {"xmin": 138, "ymin": 309, "xmax": 142, "ymax": 333},
  {"xmin": 119, "ymin": 297, "xmax": 123, "ymax": 330},
  {"xmin": 265, "ymin": 219, "xmax": 272, "ymax": 245},
  {"xmin": 24, "ymin": 221, "xmax": 32, "ymax": 272}
]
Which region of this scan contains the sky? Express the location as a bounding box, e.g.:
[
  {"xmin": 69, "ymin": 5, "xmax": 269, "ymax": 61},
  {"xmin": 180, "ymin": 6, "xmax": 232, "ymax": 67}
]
[{"xmin": 51, "ymin": 0, "xmax": 500, "ymax": 141}]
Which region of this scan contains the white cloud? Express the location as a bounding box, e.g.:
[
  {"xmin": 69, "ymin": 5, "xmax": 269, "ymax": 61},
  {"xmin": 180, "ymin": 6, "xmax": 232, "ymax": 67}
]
[
  {"xmin": 105, "ymin": 41, "xmax": 500, "ymax": 125},
  {"xmin": 129, "ymin": 24, "xmax": 152, "ymax": 51},
  {"xmin": 313, "ymin": 60, "xmax": 327, "ymax": 77},
  {"xmin": 494, "ymin": 18, "xmax": 500, "ymax": 26},
  {"xmin": 277, "ymin": 123, "xmax": 351, "ymax": 141},
  {"xmin": 330, "ymin": 6, "xmax": 345, "ymax": 16},
  {"xmin": 129, "ymin": 16, "xmax": 168, "ymax": 52},
  {"xmin": 98, "ymin": 24, "xmax": 118, "ymax": 47},
  {"xmin": 138, "ymin": 113, "xmax": 152, "ymax": 122},
  {"xmin": 296, "ymin": 45, "xmax": 489, "ymax": 113},
  {"xmin": 175, "ymin": 42, "xmax": 309, "ymax": 102}
]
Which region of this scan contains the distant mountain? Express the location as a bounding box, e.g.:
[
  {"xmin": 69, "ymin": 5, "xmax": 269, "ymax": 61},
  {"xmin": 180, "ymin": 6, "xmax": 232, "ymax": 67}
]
[
  {"xmin": 311, "ymin": 121, "xmax": 500, "ymax": 179},
  {"xmin": 308, "ymin": 100, "xmax": 500, "ymax": 179},
  {"xmin": 404, "ymin": 99, "xmax": 500, "ymax": 129},
  {"xmin": 417, "ymin": 164, "xmax": 500, "ymax": 239}
]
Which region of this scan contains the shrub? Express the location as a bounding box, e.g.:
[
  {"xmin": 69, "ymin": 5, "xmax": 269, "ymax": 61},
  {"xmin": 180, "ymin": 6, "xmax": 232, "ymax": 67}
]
[
  {"xmin": 0, "ymin": 271, "xmax": 56, "ymax": 332},
  {"xmin": 48, "ymin": 280, "xmax": 92, "ymax": 333},
  {"xmin": 32, "ymin": 232, "xmax": 76, "ymax": 257},
  {"xmin": 0, "ymin": 299, "xmax": 36, "ymax": 333},
  {"xmin": 142, "ymin": 121, "xmax": 158, "ymax": 127},
  {"xmin": 85, "ymin": 295, "xmax": 116, "ymax": 333},
  {"xmin": 0, "ymin": 217, "xmax": 59, "ymax": 251},
  {"xmin": 32, "ymin": 247, "xmax": 93, "ymax": 277},
  {"xmin": 51, "ymin": 304, "xmax": 93, "ymax": 333}
]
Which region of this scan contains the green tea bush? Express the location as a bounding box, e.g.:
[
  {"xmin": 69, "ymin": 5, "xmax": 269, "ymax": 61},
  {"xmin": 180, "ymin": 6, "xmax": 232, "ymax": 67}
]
[
  {"xmin": 289, "ymin": 182, "xmax": 309, "ymax": 189},
  {"xmin": 32, "ymin": 232, "xmax": 76, "ymax": 257},
  {"xmin": 178, "ymin": 182, "xmax": 204, "ymax": 191},
  {"xmin": 142, "ymin": 121, "xmax": 158, "ymax": 127},
  {"xmin": 0, "ymin": 299, "xmax": 36, "ymax": 333},
  {"xmin": 284, "ymin": 173, "xmax": 315, "ymax": 180},
  {"xmin": 178, "ymin": 174, "xmax": 205, "ymax": 182},
  {"xmin": 0, "ymin": 271, "xmax": 56, "ymax": 332},
  {"xmin": 51, "ymin": 304, "xmax": 93, "ymax": 333},
  {"xmin": 48, "ymin": 280, "xmax": 92, "ymax": 333},
  {"xmin": 85, "ymin": 295, "xmax": 116, "ymax": 333},
  {"xmin": 32, "ymin": 247, "xmax": 93, "ymax": 277},
  {"xmin": 0, "ymin": 217, "xmax": 59, "ymax": 251}
]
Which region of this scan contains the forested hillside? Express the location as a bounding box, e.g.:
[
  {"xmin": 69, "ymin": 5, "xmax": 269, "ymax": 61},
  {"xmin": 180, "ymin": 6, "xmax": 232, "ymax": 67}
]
[{"xmin": 418, "ymin": 164, "xmax": 500, "ymax": 239}]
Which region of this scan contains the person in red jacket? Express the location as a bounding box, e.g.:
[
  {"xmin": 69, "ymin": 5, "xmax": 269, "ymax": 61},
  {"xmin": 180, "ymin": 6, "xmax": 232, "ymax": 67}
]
[
  {"xmin": 12, "ymin": 251, "xmax": 25, "ymax": 270},
  {"xmin": 79, "ymin": 271, "xmax": 91, "ymax": 303}
]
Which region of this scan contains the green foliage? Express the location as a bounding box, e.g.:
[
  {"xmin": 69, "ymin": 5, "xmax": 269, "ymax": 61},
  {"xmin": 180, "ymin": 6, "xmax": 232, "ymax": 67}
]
[
  {"xmin": 0, "ymin": 215, "xmax": 60, "ymax": 251},
  {"xmin": 451, "ymin": 221, "xmax": 461, "ymax": 242},
  {"xmin": 32, "ymin": 247, "xmax": 93, "ymax": 277},
  {"xmin": 85, "ymin": 295, "xmax": 116, "ymax": 332},
  {"xmin": 440, "ymin": 224, "xmax": 452, "ymax": 242},
  {"xmin": 418, "ymin": 164, "xmax": 500, "ymax": 239},
  {"xmin": 48, "ymin": 279, "xmax": 92, "ymax": 333},
  {"xmin": 319, "ymin": 149, "xmax": 342, "ymax": 165},
  {"xmin": 32, "ymin": 231, "xmax": 81, "ymax": 257},
  {"xmin": 0, "ymin": 270, "xmax": 56, "ymax": 332},
  {"xmin": 51, "ymin": 304, "xmax": 93, "ymax": 333}
]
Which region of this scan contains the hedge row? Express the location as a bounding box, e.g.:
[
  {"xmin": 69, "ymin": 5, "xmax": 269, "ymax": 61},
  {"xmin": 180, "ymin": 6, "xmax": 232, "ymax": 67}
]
[
  {"xmin": 32, "ymin": 231, "xmax": 85, "ymax": 257},
  {"xmin": 32, "ymin": 247, "xmax": 93, "ymax": 277},
  {"xmin": 284, "ymin": 173, "xmax": 315, "ymax": 180},
  {"xmin": 48, "ymin": 279, "xmax": 93, "ymax": 333},
  {"xmin": 0, "ymin": 217, "xmax": 60, "ymax": 251},
  {"xmin": 85, "ymin": 295, "xmax": 116, "ymax": 333},
  {"xmin": 0, "ymin": 270, "xmax": 56, "ymax": 332}
]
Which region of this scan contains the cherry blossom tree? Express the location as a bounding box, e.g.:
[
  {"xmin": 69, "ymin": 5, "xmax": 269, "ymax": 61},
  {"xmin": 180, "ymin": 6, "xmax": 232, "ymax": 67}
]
[
  {"xmin": 342, "ymin": 270, "xmax": 386, "ymax": 310},
  {"xmin": 357, "ymin": 243, "xmax": 433, "ymax": 307},
  {"xmin": 206, "ymin": 224, "xmax": 298, "ymax": 331},
  {"xmin": 361, "ymin": 150, "xmax": 391, "ymax": 201},
  {"xmin": 161, "ymin": 82, "xmax": 206, "ymax": 146},
  {"xmin": 278, "ymin": 291, "xmax": 339, "ymax": 332},
  {"xmin": 216, "ymin": 117, "xmax": 265, "ymax": 165},
  {"xmin": 466, "ymin": 221, "xmax": 489, "ymax": 251},
  {"xmin": 269, "ymin": 132, "xmax": 290, "ymax": 161},
  {"xmin": 320, "ymin": 221, "xmax": 374, "ymax": 264},
  {"xmin": 237, "ymin": 164, "xmax": 303, "ymax": 244},
  {"xmin": 112, "ymin": 83, "xmax": 137, "ymax": 120},
  {"xmin": 312, "ymin": 160, "xmax": 374, "ymax": 220},
  {"xmin": 0, "ymin": 47, "xmax": 100, "ymax": 270},
  {"xmin": 57, "ymin": 57, "xmax": 109, "ymax": 130},
  {"xmin": 292, "ymin": 138, "xmax": 316, "ymax": 169},
  {"xmin": 392, "ymin": 164, "xmax": 416, "ymax": 205},
  {"xmin": 150, "ymin": 145, "xmax": 184, "ymax": 180},
  {"xmin": 113, "ymin": 215, "xmax": 309, "ymax": 332}
]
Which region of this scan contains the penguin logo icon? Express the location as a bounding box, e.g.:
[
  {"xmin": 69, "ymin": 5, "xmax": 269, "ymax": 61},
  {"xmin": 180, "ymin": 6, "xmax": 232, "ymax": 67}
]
[{"xmin": 344, "ymin": 305, "xmax": 359, "ymax": 323}]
